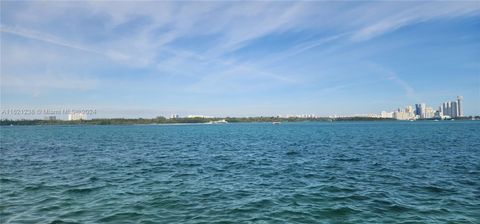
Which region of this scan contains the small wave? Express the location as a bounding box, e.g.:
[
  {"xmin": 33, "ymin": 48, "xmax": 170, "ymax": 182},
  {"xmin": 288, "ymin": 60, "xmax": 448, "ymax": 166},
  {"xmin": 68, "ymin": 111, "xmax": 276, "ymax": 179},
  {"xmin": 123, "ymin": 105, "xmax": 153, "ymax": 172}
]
[
  {"xmin": 320, "ymin": 185, "xmax": 357, "ymax": 193},
  {"xmin": 97, "ymin": 212, "xmax": 144, "ymax": 222},
  {"xmin": 246, "ymin": 198, "xmax": 276, "ymax": 208},
  {"xmin": 0, "ymin": 177, "xmax": 20, "ymax": 183},
  {"xmin": 330, "ymin": 194, "xmax": 370, "ymax": 202},
  {"xmin": 58, "ymin": 209, "xmax": 89, "ymax": 219},
  {"xmin": 423, "ymin": 185, "xmax": 452, "ymax": 193},
  {"xmin": 170, "ymin": 172, "xmax": 197, "ymax": 178},
  {"xmin": 419, "ymin": 207, "xmax": 450, "ymax": 215},
  {"xmin": 321, "ymin": 206, "xmax": 360, "ymax": 216},
  {"xmin": 267, "ymin": 209, "xmax": 311, "ymax": 220},
  {"xmin": 388, "ymin": 204, "xmax": 412, "ymax": 212},
  {"xmin": 64, "ymin": 186, "xmax": 103, "ymax": 194},
  {"xmin": 49, "ymin": 219, "xmax": 81, "ymax": 224},
  {"xmin": 335, "ymin": 157, "xmax": 361, "ymax": 162},
  {"xmin": 286, "ymin": 150, "xmax": 300, "ymax": 155},
  {"xmin": 38, "ymin": 205, "xmax": 62, "ymax": 212},
  {"xmin": 24, "ymin": 185, "xmax": 46, "ymax": 191},
  {"xmin": 303, "ymin": 173, "xmax": 318, "ymax": 178}
]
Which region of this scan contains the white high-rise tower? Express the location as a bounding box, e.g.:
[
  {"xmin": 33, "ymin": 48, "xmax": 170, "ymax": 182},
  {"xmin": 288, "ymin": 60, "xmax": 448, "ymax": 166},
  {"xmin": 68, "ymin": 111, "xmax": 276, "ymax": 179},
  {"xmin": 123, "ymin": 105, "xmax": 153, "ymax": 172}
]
[{"xmin": 457, "ymin": 96, "xmax": 463, "ymax": 117}]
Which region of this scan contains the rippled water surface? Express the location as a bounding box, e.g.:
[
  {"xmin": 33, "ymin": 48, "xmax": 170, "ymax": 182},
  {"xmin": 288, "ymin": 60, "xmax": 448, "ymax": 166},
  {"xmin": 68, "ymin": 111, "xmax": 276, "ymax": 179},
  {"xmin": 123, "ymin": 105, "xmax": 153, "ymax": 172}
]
[{"xmin": 1, "ymin": 121, "xmax": 479, "ymax": 223}]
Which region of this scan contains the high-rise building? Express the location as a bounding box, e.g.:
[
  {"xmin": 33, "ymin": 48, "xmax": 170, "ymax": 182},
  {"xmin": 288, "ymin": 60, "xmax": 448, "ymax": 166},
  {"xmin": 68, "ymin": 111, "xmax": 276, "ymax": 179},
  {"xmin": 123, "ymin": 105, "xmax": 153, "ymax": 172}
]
[
  {"xmin": 415, "ymin": 103, "xmax": 427, "ymax": 118},
  {"xmin": 394, "ymin": 111, "xmax": 410, "ymax": 120},
  {"xmin": 406, "ymin": 106, "xmax": 412, "ymax": 113},
  {"xmin": 421, "ymin": 103, "xmax": 426, "ymax": 118},
  {"xmin": 451, "ymin": 101, "xmax": 458, "ymax": 118},
  {"xmin": 446, "ymin": 102, "xmax": 452, "ymax": 117},
  {"xmin": 415, "ymin": 104, "xmax": 422, "ymax": 116},
  {"xmin": 440, "ymin": 97, "xmax": 464, "ymax": 118},
  {"xmin": 424, "ymin": 107, "xmax": 435, "ymax": 119},
  {"xmin": 442, "ymin": 102, "xmax": 447, "ymax": 116},
  {"xmin": 457, "ymin": 96, "xmax": 463, "ymax": 117}
]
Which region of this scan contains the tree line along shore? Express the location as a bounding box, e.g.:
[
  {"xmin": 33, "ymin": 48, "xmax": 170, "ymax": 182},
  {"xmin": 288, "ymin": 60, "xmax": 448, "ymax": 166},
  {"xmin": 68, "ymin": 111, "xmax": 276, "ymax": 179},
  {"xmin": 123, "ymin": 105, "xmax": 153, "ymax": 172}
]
[
  {"xmin": 1, "ymin": 116, "xmax": 390, "ymax": 125},
  {"xmin": 1, "ymin": 116, "xmax": 478, "ymax": 126}
]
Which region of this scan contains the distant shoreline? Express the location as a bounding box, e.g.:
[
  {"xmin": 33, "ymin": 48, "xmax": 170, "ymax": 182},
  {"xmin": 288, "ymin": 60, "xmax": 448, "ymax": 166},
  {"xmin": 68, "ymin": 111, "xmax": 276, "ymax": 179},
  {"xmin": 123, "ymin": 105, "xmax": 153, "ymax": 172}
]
[{"xmin": 1, "ymin": 116, "xmax": 478, "ymax": 126}]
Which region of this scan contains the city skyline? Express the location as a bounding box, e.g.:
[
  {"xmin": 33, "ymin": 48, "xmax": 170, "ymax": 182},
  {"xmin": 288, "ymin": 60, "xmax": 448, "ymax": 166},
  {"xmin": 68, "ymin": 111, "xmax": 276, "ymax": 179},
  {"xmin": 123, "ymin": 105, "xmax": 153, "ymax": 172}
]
[
  {"xmin": 1, "ymin": 2, "xmax": 480, "ymax": 118},
  {"xmin": 0, "ymin": 95, "xmax": 471, "ymax": 120},
  {"xmin": 379, "ymin": 96, "xmax": 465, "ymax": 120}
]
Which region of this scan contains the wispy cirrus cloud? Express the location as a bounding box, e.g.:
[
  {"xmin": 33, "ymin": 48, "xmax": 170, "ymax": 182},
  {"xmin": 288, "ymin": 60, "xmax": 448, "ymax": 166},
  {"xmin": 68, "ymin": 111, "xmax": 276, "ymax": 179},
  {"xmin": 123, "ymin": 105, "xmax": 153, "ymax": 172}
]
[
  {"xmin": 350, "ymin": 2, "xmax": 480, "ymax": 41},
  {"xmin": 366, "ymin": 62, "xmax": 416, "ymax": 98},
  {"xmin": 0, "ymin": 25, "xmax": 152, "ymax": 67}
]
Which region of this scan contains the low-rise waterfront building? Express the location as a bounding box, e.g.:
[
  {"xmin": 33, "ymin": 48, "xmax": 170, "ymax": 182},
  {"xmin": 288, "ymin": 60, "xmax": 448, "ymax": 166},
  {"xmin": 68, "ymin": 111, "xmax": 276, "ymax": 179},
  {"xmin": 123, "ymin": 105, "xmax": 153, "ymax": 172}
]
[
  {"xmin": 186, "ymin": 115, "xmax": 210, "ymax": 118},
  {"xmin": 380, "ymin": 111, "xmax": 394, "ymax": 118},
  {"xmin": 44, "ymin": 116, "xmax": 56, "ymax": 121},
  {"xmin": 68, "ymin": 112, "xmax": 86, "ymax": 121}
]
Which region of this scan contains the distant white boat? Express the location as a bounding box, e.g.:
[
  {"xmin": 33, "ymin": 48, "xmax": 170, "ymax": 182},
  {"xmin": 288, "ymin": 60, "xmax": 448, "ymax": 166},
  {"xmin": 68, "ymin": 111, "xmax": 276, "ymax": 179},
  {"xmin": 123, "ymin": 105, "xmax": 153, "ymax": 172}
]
[
  {"xmin": 272, "ymin": 122, "xmax": 281, "ymax": 125},
  {"xmin": 211, "ymin": 119, "xmax": 228, "ymax": 124}
]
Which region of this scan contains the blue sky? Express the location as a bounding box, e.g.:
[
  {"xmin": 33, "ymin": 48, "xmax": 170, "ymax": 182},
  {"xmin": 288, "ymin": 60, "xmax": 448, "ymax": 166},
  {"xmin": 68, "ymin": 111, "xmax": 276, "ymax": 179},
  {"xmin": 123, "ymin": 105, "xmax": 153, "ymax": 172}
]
[{"xmin": 1, "ymin": 1, "xmax": 479, "ymax": 118}]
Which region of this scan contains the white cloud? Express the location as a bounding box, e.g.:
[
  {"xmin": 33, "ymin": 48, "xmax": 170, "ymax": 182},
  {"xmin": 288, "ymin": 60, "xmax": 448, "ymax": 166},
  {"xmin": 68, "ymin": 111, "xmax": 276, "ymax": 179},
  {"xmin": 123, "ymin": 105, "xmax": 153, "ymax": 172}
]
[
  {"xmin": 204, "ymin": 2, "xmax": 314, "ymax": 55},
  {"xmin": 1, "ymin": 25, "xmax": 104, "ymax": 55},
  {"xmin": 0, "ymin": 25, "xmax": 153, "ymax": 67},
  {"xmin": 350, "ymin": 2, "xmax": 480, "ymax": 41}
]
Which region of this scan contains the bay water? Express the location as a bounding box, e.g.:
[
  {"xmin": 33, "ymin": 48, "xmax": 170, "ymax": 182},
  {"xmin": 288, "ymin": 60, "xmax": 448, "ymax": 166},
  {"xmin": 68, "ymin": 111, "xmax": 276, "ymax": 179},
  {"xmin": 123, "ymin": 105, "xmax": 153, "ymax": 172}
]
[{"xmin": 1, "ymin": 121, "xmax": 479, "ymax": 223}]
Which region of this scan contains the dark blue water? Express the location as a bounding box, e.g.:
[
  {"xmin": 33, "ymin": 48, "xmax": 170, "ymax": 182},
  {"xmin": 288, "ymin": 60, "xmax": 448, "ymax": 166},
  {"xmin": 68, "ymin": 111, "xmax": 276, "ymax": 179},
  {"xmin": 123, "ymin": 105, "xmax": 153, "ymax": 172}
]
[{"xmin": 1, "ymin": 121, "xmax": 479, "ymax": 223}]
